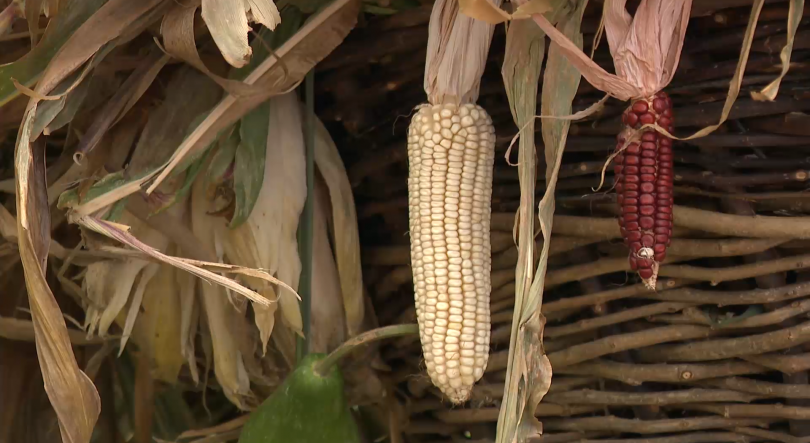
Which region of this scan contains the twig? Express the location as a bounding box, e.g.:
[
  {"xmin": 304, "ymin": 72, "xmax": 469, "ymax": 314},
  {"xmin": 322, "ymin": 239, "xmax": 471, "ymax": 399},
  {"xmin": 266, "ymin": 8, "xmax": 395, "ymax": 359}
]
[
  {"xmin": 556, "ymin": 359, "xmax": 770, "ymax": 386},
  {"xmin": 659, "ymin": 254, "xmax": 810, "ymax": 285},
  {"xmin": 673, "ymin": 403, "xmax": 810, "ymax": 420},
  {"xmin": 544, "ymin": 388, "xmax": 759, "ymax": 405},
  {"xmin": 545, "ymin": 302, "xmax": 693, "ymax": 338},
  {"xmin": 734, "ymin": 426, "xmax": 809, "ymax": 443},
  {"xmin": 543, "ymin": 280, "xmax": 684, "ymax": 314},
  {"xmin": 699, "ymin": 377, "xmax": 810, "ymax": 399},
  {"xmin": 636, "ymin": 318, "xmax": 810, "ymax": 363},
  {"xmin": 644, "ymin": 281, "xmax": 810, "ymax": 306},
  {"xmin": 548, "ymin": 325, "xmax": 713, "ymax": 369},
  {"xmin": 742, "ymin": 352, "xmax": 810, "ymax": 374},
  {"xmin": 433, "ymin": 405, "xmax": 602, "ymax": 424},
  {"xmin": 540, "ymin": 417, "xmax": 774, "ymax": 434}
]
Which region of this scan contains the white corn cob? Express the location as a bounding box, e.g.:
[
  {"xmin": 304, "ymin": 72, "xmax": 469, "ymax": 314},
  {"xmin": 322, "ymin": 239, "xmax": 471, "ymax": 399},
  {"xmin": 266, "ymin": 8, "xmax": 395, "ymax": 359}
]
[{"xmin": 407, "ymin": 102, "xmax": 495, "ymax": 403}]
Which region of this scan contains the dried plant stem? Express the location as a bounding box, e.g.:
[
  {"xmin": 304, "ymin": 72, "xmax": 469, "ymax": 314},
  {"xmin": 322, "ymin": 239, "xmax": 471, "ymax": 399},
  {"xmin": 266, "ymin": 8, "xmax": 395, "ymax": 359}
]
[
  {"xmin": 434, "ymin": 404, "xmax": 602, "ymax": 424},
  {"xmin": 543, "ymin": 280, "xmax": 683, "ymax": 314},
  {"xmin": 659, "ymin": 254, "xmax": 810, "ymax": 285},
  {"xmin": 540, "ymin": 417, "xmax": 774, "ymax": 434},
  {"xmin": 491, "ymin": 207, "xmax": 810, "ymax": 239},
  {"xmin": 637, "ymin": 318, "xmax": 810, "ymax": 363},
  {"xmin": 673, "ymin": 403, "xmax": 810, "ymax": 420},
  {"xmin": 544, "ymin": 388, "xmax": 759, "ymax": 405},
  {"xmin": 644, "ymin": 281, "xmax": 810, "ymax": 306},
  {"xmin": 548, "ymin": 325, "xmax": 713, "ymax": 369},
  {"xmin": 733, "ymin": 426, "xmax": 807, "ymax": 443},
  {"xmin": 577, "ymin": 432, "xmax": 774, "ymax": 443},
  {"xmin": 699, "ymin": 377, "xmax": 810, "ymax": 399},
  {"xmin": 742, "ymin": 352, "xmax": 810, "ymax": 373},
  {"xmin": 545, "ymin": 302, "xmax": 692, "ymax": 338},
  {"xmin": 557, "ymin": 359, "xmax": 770, "ymax": 385}
]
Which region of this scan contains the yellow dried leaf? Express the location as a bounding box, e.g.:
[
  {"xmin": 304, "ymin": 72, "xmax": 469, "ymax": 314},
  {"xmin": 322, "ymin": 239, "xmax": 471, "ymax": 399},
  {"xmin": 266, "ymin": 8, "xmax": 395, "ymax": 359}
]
[{"xmin": 176, "ymin": 265, "xmax": 201, "ymax": 384}]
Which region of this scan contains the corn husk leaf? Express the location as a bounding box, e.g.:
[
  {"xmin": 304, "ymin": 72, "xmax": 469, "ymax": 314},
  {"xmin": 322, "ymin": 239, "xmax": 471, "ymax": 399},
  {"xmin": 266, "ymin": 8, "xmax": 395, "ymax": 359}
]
[
  {"xmin": 231, "ymin": 100, "xmax": 270, "ymax": 227},
  {"xmin": 750, "ymin": 0, "xmax": 804, "ymax": 101},
  {"xmin": 459, "ymin": 0, "xmax": 552, "ymax": 24},
  {"xmin": 201, "ymin": 0, "xmax": 281, "ymax": 68},
  {"xmin": 146, "ymin": 0, "xmax": 360, "ymax": 194},
  {"xmin": 84, "ymin": 210, "xmax": 170, "ymax": 338},
  {"xmin": 127, "ymin": 262, "xmax": 186, "ymax": 384},
  {"xmin": 264, "ymin": 92, "xmax": 306, "ymax": 336},
  {"xmin": 496, "ymin": 2, "xmax": 587, "ymax": 442},
  {"xmin": 190, "ymin": 172, "xmax": 252, "ymax": 408},
  {"xmin": 423, "ymin": 0, "xmax": 503, "ymax": 105},
  {"xmin": 310, "ymin": 176, "xmax": 347, "ymax": 353},
  {"xmin": 176, "ymin": 259, "xmax": 201, "ymax": 384},
  {"xmin": 311, "ymin": 112, "xmax": 364, "ymax": 337}
]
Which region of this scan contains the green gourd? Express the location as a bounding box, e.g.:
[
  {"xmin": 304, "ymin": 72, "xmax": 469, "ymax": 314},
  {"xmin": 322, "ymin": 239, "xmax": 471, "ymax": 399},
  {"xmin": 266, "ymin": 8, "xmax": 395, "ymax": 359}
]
[{"xmin": 238, "ymin": 353, "xmax": 361, "ymax": 443}]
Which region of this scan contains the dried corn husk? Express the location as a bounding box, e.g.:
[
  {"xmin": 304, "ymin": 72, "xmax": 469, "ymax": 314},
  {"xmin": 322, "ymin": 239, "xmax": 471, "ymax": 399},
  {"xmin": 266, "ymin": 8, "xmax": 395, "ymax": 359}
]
[
  {"xmin": 83, "ymin": 210, "xmax": 169, "ymax": 338},
  {"xmin": 190, "ymin": 172, "xmax": 252, "ymax": 409},
  {"xmin": 258, "ymin": 92, "xmax": 306, "ymax": 336},
  {"xmin": 309, "ymin": 176, "xmax": 347, "ymax": 353},
  {"xmin": 424, "ymin": 0, "xmax": 503, "ymax": 104},
  {"xmin": 115, "ymin": 261, "xmax": 186, "ymax": 384},
  {"xmin": 176, "ymin": 263, "xmax": 200, "ymax": 384},
  {"xmin": 311, "ymin": 111, "xmax": 364, "ymax": 337},
  {"xmin": 532, "ymin": 0, "xmax": 692, "ymax": 101}
]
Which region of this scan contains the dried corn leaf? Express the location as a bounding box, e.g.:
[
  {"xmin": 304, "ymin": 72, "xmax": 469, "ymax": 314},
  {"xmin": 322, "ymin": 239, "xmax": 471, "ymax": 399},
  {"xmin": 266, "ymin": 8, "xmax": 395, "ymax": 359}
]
[
  {"xmin": 0, "ymin": 0, "xmax": 105, "ymax": 107},
  {"xmin": 459, "ymin": 0, "xmax": 552, "ymax": 24},
  {"xmin": 265, "ymin": 92, "xmax": 306, "ymax": 335},
  {"xmin": 130, "ymin": 263, "xmax": 186, "ymax": 384},
  {"xmin": 312, "ymin": 112, "xmax": 364, "ymax": 336},
  {"xmin": 750, "ymin": 0, "xmax": 804, "ymax": 101},
  {"xmin": 309, "ymin": 176, "xmax": 347, "ymax": 353},
  {"xmin": 191, "ymin": 174, "xmax": 252, "ymax": 408},
  {"xmin": 231, "ymin": 101, "xmax": 270, "ymax": 227},
  {"xmin": 84, "ymin": 210, "xmax": 170, "ymax": 337},
  {"xmin": 75, "ymin": 47, "xmax": 170, "ymax": 162},
  {"xmin": 496, "ymin": 9, "xmax": 547, "ymax": 443},
  {"xmin": 424, "ymin": 0, "xmax": 503, "ymax": 104},
  {"xmin": 202, "ymin": 0, "xmax": 281, "ymax": 68},
  {"xmin": 496, "ymin": 2, "xmax": 587, "ymax": 442},
  {"xmin": 118, "ymin": 263, "xmax": 160, "ymax": 353},
  {"xmin": 146, "ymin": 0, "xmax": 360, "ymax": 194},
  {"xmin": 176, "ymin": 261, "xmax": 201, "ymax": 384},
  {"xmin": 0, "ymin": 316, "xmax": 105, "ymax": 345},
  {"xmin": 10, "ymin": 2, "xmax": 170, "ymax": 440}
]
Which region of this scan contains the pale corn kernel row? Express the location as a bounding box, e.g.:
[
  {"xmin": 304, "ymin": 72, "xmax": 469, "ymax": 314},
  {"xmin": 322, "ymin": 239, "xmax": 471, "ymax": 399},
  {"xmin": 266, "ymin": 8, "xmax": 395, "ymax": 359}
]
[{"xmin": 406, "ymin": 103, "xmax": 495, "ymax": 403}]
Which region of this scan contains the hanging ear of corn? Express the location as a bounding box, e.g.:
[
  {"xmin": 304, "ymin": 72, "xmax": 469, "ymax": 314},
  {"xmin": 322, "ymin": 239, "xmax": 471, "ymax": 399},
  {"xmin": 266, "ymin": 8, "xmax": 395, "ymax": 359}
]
[{"xmin": 408, "ymin": 0, "xmax": 501, "ymax": 403}]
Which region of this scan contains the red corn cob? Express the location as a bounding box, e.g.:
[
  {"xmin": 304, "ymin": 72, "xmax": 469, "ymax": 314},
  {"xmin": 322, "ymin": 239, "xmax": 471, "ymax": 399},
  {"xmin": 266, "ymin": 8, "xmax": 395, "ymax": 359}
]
[{"xmin": 613, "ymin": 91, "xmax": 674, "ymax": 289}]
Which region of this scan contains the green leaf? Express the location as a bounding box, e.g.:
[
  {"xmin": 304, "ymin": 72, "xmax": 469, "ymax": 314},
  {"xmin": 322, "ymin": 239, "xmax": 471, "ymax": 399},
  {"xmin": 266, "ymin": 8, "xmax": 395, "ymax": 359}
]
[
  {"xmin": 0, "ymin": 0, "xmax": 108, "ymax": 108},
  {"xmin": 238, "ymin": 353, "xmax": 361, "ymax": 443},
  {"xmin": 231, "ymin": 100, "xmax": 270, "ymax": 227},
  {"xmin": 204, "ymin": 125, "xmax": 239, "ymax": 191}
]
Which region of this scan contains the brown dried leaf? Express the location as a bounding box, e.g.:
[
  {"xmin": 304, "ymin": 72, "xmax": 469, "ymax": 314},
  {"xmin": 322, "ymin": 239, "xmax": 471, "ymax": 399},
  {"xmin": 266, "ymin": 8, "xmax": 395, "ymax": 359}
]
[{"xmin": 750, "ymin": 0, "xmax": 804, "ymax": 101}]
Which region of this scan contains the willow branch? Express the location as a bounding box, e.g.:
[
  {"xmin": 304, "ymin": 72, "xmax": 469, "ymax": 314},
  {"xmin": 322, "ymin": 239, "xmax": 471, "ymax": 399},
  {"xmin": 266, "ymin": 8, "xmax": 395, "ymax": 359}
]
[
  {"xmin": 673, "ymin": 403, "xmax": 810, "ymax": 420},
  {"xmin": 544, "ymin": 388, "xmax": 758, "ymax": 405},
  {"xmin": 541, "ymin": 417, "xmax": 774, "ymax": 434},
  {"xmin": 637, "ymin": 318, "xmax": 810, "ymax": 363},
  {"xmin": 699, "ymin": 377, "xmax": 810, "ymax": 399},
  {"xmin": 556, "ymin": 359, "xmax": 770, "ymax": 386},
  {"xmin": 548, "ymin": 325, "xmax": 713, "ymax": 369}
]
